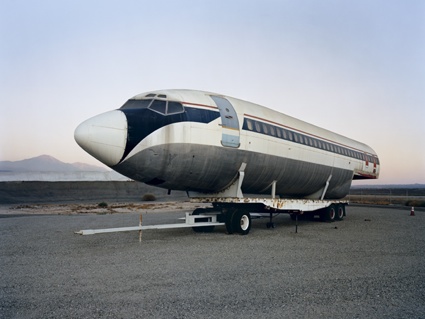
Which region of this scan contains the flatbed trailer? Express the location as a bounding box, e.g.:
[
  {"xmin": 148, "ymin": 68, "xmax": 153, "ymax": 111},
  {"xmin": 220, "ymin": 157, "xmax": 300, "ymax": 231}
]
[
  {"xmin": 190, "ymin": 196, "xmax": 348, "ymax": 212},
  {"xmin": 189, "ymin": 196, "xmax": 348, "ymax": 234},
  {"xmin": 75, "ymin": 197, "xmax": 348, "ymax": 239}
]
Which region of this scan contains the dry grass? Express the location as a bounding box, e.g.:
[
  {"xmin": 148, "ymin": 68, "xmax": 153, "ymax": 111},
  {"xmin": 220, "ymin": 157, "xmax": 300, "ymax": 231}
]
[
  {"xmin": 6, "ymin": 201, "xmax": 197, "ymax": 216},
  {"xmin": 345, "ymin": 195, "xmax": 425, "ymax": 207}
]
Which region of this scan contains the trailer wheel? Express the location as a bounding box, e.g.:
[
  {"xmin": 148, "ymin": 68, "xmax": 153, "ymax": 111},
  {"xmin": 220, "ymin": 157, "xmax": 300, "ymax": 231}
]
[
  {"xmin": 225, "ymin": 209, "xmax": 235, "ymax": 234},
  {"xmin": 232, "ymin": 210, "xmax": 251, "ymax": 235},
  {"xmin": 191, "ymin": 208, "xmax": 215, "ymax": 233},
  {"xmin": 320, "ymin": 204, "xmax": 336, "ymax": 222},
  {"xmin": 335, "ymin": 204, "xmax": 345, "ymax": 221}
]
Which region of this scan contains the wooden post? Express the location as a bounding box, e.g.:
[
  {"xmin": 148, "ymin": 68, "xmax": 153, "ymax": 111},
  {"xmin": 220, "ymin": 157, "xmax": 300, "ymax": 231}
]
[{"xmin": 139, "ymin": 214, "xmax": 143, "ymax": 242}]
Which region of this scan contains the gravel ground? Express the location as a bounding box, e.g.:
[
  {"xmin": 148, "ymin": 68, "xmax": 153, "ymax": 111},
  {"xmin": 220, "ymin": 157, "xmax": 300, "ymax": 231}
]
[{"xmin": 1, "ymin": 205, "xmax": 424, "ymax": 318}]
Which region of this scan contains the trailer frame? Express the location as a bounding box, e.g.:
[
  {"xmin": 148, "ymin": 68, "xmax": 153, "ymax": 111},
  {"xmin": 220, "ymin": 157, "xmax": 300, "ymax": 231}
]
[{"xmin": 74, "ymin": 197, "xmax": 348, "ymax": 239}]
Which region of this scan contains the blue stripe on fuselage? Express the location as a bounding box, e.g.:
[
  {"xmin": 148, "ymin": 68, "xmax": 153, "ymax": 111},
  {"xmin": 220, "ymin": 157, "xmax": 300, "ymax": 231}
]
[{"xmin": 119, "ymin": 107, "xmax": 220, "ymax": 163}]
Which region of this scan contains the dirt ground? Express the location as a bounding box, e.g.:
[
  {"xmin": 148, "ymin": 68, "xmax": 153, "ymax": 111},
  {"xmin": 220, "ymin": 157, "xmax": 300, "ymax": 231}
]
[
  {"xmin": 0, "ymin": 201, "xmax": 209, "ymax": 217},
  {"xmin": 1, "ymin": 205, "xmax": 424, "ymax": 318}
]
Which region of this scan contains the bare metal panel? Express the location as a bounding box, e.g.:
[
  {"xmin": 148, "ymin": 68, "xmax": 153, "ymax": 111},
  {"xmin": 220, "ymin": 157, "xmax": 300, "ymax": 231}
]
[{"xmin": 114, "ymin": 144, "xmax": 353, "ymax": 199}]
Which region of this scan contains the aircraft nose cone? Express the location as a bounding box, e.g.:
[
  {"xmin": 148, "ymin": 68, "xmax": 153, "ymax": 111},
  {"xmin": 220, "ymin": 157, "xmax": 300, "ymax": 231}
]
[{"xmin": 74, "ymin": 110, "xmax": 128, "ymax": 166}]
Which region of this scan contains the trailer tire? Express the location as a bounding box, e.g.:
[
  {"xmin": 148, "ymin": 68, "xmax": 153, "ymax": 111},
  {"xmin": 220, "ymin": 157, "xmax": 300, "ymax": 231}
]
[
  {"xmin": 320, "ymin": 204, "xmax": 336, "ymax": 222},
  {"xmin": 191, "ymin": 208, "xmax": 215, "ymax": 233},
  {"xmin": 232, "ymin": 209, "xmax": 251, "ymax": 235},
  {"xmin": 335, "ymin": 204, "xmax": 345, "ymax": 221},
  {"xmin": 225, "ymin": 209, "xmax": 235, "ymax": 234}
]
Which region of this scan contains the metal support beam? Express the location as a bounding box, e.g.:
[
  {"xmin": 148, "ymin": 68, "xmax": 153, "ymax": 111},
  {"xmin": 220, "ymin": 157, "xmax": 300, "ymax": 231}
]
[
  {"xmin": 236, "ymin": 162, "xmax": 247, "ymax": 198},
  {"xmin": 271, "ymin": 180, "xmax": 277, "ymax": 199},
  {"xmin": 320, "ymin": 175, "xmax": 332, "ymax": 200}
]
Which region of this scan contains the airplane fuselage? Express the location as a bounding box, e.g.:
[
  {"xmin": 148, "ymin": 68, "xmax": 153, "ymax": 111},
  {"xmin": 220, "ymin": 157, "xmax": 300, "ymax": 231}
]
[{"xmin": 75, "ymin": 89, "xmax": 380, "ymax": 199}]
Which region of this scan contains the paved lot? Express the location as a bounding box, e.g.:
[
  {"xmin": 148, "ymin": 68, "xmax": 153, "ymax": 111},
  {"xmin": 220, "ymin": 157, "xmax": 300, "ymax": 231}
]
[{"xmin": 1, "ymin": 205, "xmax": 424, "ymax": 318}]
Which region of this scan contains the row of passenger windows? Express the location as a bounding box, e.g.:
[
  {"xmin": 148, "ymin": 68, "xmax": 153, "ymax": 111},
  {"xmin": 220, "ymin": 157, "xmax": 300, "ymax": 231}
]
[
  {"xmin": 244, "ymin": 119, "xmax": 379, "ymax": 164},
  {"xmin": 120, "ymin": 99, "xmax": 185, "ymax": 115}
]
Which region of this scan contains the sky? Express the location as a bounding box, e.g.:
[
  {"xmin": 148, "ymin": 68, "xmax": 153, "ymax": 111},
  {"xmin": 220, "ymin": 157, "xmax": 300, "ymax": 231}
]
[{"xmin": 1, "ymin": 0, "xmax": 424, "ymax": 185}]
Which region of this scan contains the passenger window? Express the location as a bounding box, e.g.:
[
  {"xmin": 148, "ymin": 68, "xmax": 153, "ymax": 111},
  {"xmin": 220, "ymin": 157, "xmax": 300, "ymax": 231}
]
[
  {"xmin": 293, "ymin": 133, "xmax": 298, "ymax": 143},
  {"xmin": 270, "ymin": 126, "xmax": 275, "ymax": 136},
  {"xmin": 288, "ymin": 131, "xmax": 293, "ymax": 141},
  {"xmin": 149, "ymin": 100, "xmax": 167, "ymax": 114},
  {"xmin": 255, "ymin": 121, "xmax": 261, "ymax": 132},
  {"xmin": 313, "ymin": 139, "xmax": 318, "ymax": 147},
  {"xmin": 246, "ymin": 119, "xmax": 253, "ymax": 131},
  {"xmin": 166, "ymin": 101, "xmax": 184, "ymax": 115},
  {"xmin": 282, "ymin": 129, "xmax": 287, "ymax": 139},
  {"xmin": 276, "ymin": 128, "xmax": 281, "ymax": 138},
  {"xmin": 262, "ymin": 123, "xmax": 268, "ymax": 134},
  {"xmin": 299, "ymin": 135, "xmax": 304, "ymax": 144}
]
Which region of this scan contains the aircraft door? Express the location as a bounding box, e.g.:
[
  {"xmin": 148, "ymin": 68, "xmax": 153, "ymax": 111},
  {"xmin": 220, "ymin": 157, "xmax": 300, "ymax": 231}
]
[{"xmin": 210, "ymin": 96, "xmax": 240, "ymax": 148}]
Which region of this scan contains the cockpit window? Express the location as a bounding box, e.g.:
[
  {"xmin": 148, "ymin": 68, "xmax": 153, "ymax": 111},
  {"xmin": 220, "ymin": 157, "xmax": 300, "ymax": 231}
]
[
  {"xmin": 149, "ymin": 100, "xmax": 185, "ymax": 115},
  {"xmin": 145, "ymin": 93, "xmax": 156, "ymax": 97},
  {"xmin": 149, "ymin": 100, "xmax": 167, "ymax": 114},
  {"xmin": 120, "ymin": 98, "xmax": 185, "ymax": 115},
  {"xmin": 167, "ymin": 101, "xmax": 184, "ymax": 114},
  {"xmin": 120, "ymin": 99, "xmax": 153, "ymax": 109}
]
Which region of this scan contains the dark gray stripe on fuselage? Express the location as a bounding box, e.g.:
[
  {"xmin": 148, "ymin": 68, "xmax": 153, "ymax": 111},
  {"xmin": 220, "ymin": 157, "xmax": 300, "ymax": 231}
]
[{"xmin": 113, "ymin": 143, "xmax": 353, "ymax": 199}]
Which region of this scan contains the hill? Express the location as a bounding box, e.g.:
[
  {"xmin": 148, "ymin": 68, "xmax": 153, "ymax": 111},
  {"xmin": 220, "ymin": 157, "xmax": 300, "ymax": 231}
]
[{"xmin": 0, "ymin": 155, "xmax": 107, "ymax": 172}]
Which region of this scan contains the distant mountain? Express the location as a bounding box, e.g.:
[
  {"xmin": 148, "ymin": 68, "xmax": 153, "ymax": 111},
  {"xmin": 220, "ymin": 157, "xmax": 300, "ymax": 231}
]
[{"xmin": 0, "ymin": 155, "xmax": 108, "ymax": 172}]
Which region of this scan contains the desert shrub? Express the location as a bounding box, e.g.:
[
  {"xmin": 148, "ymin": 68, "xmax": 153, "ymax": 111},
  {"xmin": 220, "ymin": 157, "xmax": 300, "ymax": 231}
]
[
  {"xmin": 142, "ymin": 193, "xmax": 156, "ymax": 201},
  {"xmin": 98, "ymin": 202, "xmax": 108, "ymax": 208}
]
